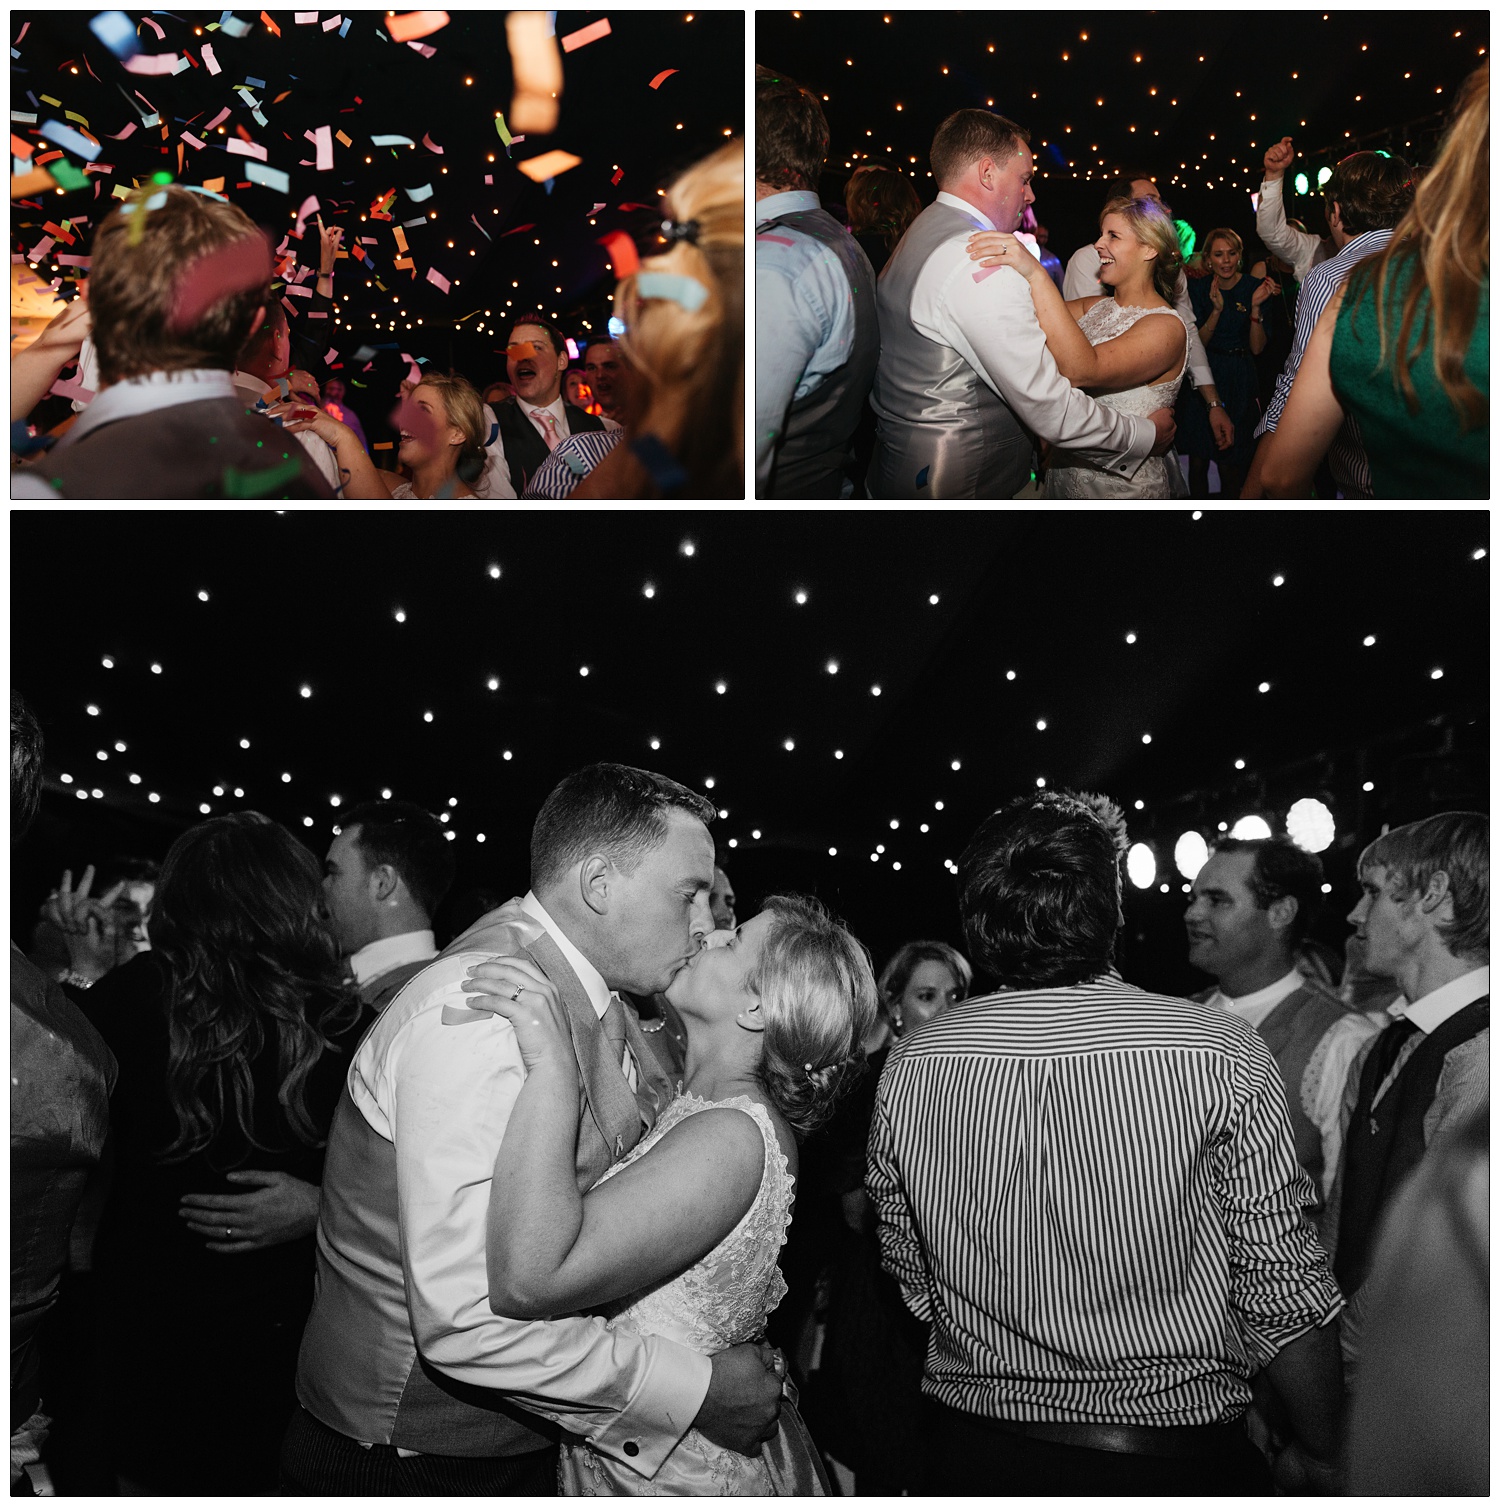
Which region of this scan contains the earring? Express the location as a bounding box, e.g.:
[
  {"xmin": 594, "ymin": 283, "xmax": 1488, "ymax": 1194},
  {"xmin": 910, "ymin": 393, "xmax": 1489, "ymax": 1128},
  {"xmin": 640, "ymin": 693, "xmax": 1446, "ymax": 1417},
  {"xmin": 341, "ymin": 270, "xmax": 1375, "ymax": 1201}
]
[
  {"xmin": 893, "ymin": 1009, "xmax": 905, "ymax": 1035},
  {"xmin": 735, "ymin": 1003, "xmax": 765, "ymax": 1033}
]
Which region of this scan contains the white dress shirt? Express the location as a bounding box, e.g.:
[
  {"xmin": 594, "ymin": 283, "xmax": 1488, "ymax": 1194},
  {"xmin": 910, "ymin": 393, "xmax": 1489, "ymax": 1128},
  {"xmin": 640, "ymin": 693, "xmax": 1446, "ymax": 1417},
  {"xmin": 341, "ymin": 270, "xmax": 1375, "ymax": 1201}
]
[
  {"xmin": 480, "ymin": 397, "xmax": 620, "ymax": 499},
  {"xmin": 913, "ymin": 192, "xmax": 1154, "ymax": 477},
  {"xmin": 342, "ymin": 889, "xmax": 707, "ymax": 1472},
  {"xmin": 231, "ymin": 369, "xmax": 342, "ymax": 496},
  {"xmin": 1375, "ymin": 965, "xmax": 1490, "ymax": 1123},
  {"xmin": 1254, "ymin": 175, "xmax": 1327, "ymax": 286},
  {"xmin": 348, "ymin": 928, "xmax": 436, "ymax": 987},
  {"xmin": 1209, "ymin": 969, "xmax": 1381, "ymax": 1201},
  {"xmin": 1062, "ymin": 244, "xmax": 1215, "ymax": 390}
]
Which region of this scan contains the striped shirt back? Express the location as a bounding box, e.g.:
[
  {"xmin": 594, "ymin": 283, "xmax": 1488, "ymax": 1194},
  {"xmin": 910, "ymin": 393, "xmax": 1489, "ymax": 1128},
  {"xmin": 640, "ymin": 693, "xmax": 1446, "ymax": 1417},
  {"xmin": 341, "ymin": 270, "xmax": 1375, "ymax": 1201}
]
[{"xmin": 867, "ymin": 977, "xmax": 1344, "ymax": 1426}]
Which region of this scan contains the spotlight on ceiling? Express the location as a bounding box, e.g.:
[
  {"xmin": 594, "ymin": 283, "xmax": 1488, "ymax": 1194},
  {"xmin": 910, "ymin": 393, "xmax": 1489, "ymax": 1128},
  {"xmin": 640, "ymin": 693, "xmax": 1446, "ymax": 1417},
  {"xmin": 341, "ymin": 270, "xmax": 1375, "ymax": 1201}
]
[
  {"xmin": 1126, "ymin": 842, "xmax": 1156, "ymax": 890},
  {"xmin": 1230, "ymin": 814, "xmax": 1273, "ymax": 840},
  {"xmin": 1286, "ymin": 798, "xmax": 1336, "ymax": 854},
  {"xmin": 1174, "ymin": 831, "xmax": 1209, "ymax": 881}
]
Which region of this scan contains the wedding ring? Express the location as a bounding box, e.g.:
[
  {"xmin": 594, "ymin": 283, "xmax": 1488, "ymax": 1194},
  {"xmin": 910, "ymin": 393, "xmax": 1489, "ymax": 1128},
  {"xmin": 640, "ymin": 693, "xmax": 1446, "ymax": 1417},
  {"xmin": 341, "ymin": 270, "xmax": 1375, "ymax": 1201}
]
[{"xmin": 510, "ymin": 983, "xmax": 524, "ymax": 1001}]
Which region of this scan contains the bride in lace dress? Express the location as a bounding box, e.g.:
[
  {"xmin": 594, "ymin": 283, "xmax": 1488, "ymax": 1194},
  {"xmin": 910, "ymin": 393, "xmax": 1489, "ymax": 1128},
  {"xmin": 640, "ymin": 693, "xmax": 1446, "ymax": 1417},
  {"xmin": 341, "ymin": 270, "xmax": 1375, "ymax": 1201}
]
[
  {"xmin": 968, "ymin": 196, "xmax": 1191, "ymax": 498},
  {"xmin": 463, "ymin": 894, "xmax": 877, "ymax": 1495}
]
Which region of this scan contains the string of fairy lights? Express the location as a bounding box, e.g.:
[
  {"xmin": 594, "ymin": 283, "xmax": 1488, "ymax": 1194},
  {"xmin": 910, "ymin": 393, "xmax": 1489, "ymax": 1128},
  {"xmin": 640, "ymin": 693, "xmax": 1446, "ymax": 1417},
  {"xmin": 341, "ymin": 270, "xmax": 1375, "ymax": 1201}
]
[
  {"xmin": 780, "ymin": 13, "xmax": 1486, "ymax": 199},
  {"xmin": 45, "ymin": 526, "xmax": 1487, "ymax": 884}
]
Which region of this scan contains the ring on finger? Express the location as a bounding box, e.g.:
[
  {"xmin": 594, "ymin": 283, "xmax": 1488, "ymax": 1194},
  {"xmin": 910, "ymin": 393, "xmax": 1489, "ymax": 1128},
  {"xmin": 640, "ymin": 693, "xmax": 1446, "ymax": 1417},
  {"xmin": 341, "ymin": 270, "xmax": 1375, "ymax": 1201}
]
[{"xmin": 510, "ymin": 983, "xmax": 524, "ymax": 1002}]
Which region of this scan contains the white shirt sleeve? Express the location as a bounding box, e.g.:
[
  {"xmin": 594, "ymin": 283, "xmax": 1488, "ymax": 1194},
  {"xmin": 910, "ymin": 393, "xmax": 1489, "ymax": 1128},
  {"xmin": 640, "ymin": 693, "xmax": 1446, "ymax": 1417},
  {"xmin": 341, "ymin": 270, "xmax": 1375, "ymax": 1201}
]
[
  {"xmin": 1062, "ymin": 243, "xmax": 1102, "ymax": 300},
  {"xmin": 1255, "ymin": 177, "xmax": 1322, "ymax": 285},
  {"xmin": 1305, "ymin": 1012, "xmax": 1383, "ymax": 1203},
  {"xmin": 367, "ymin": 958, "xmax": 710, "ymax": 1475},
  {"xmin": 473, "ymin": 404, "xmax": 518, "ymax": 500},
  {"xmin": 920, "ymin": 249, "xmax": 1154, "ymax": 478},
  {"xmin": 294, "ymin": 427, "xmax": 343, "ymax": 498},
  {"xmin": 1172, "ymin": 271, "xmax": 1215, "ymax": 391}
]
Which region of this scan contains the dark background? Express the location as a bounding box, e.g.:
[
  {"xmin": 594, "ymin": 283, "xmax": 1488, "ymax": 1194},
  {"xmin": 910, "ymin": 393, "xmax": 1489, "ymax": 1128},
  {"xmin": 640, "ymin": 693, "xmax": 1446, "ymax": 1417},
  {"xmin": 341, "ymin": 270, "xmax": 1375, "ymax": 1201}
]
[
  {"xmin": 12, "ymin": 510, "xmax": 1488, "ymax": 998},
  {"xmin": 754, "ymin": 11, "xmax": 1489, "ymax": 266},
  {"xmin": 12, "ymin": 9, "xmax": 743, "ymax": 404}
]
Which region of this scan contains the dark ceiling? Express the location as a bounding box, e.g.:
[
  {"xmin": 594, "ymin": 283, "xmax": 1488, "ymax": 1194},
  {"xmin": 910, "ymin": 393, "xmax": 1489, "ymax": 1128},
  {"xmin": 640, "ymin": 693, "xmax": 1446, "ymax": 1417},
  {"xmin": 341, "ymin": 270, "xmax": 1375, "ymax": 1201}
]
[
  {"xmin": 755, "ymin": 11, "xmax": 1489, "ymax": 259},
  {"xmin": 11, "ymin": 509, "xmax": 1490, "ymax": 995},
  {"xmin": 12, "ymin": 9, "xmax": 743, "ymax": 381}
]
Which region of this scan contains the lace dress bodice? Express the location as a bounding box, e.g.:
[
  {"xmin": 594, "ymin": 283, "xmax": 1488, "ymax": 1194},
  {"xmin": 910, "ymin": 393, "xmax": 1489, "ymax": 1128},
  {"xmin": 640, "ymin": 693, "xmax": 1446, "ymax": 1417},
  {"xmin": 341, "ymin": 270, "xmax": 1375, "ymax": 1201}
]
[
  {"xmin": 558, "ymin": 1093, "xmax": 798, "ymax": 1496},
  {"xmin": 1045, "ymin": 298, "xmax": 1190, "ymax": 499}
]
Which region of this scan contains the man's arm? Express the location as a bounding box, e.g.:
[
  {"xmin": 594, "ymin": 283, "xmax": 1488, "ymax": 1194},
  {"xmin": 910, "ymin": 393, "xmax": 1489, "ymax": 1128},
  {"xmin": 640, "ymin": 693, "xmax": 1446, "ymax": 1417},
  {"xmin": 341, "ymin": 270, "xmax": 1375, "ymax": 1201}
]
[
  {"xmin": 930, "ymin": 258, "xmax": 1158, "ymax": 477},
  {"xmin": 1256, "ymin": 141, "xmax": 1323, "ymax": 285},
  {"xmin": 753, "ymin": 257, "xmax": 825, "ymax": 493},
  {"xmin": 1256, "ymin": 295, "xmax": 1347, "ymax": 498},
  {"xmin": 1061, "ymin": 243, "xmax": 1102, "ymax": 300},
  {"xmin": 864, "ymin": 1067, "xmax": 935, "ymax": 1323},
  {"xmin": 383, "ymin": 961, "xmax": 713, "ymax": 1475},
  {"xmin": 1306, "ymin": 1013, "xmax": 1382, "ymax": 1206},
  {"xmin": 1423, "ymin": 1031, "xmax": 1488, "ymax": 1147}
]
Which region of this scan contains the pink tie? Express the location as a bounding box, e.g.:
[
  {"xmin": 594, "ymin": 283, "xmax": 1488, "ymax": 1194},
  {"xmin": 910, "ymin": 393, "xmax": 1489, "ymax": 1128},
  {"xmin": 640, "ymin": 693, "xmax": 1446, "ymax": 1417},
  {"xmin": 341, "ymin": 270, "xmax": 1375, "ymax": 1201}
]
[{"xmin": 532, "ymin": 409, "xmax": 561, "ymax": 451}]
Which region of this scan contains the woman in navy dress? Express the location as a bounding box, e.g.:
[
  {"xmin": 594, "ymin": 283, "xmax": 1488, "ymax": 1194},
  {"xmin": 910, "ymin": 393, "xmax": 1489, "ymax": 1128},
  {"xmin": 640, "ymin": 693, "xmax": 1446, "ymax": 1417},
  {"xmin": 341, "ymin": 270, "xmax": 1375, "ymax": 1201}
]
[{"xmin": 1176, "ymin": 227, "xmax": 1277, "ymax": 497}]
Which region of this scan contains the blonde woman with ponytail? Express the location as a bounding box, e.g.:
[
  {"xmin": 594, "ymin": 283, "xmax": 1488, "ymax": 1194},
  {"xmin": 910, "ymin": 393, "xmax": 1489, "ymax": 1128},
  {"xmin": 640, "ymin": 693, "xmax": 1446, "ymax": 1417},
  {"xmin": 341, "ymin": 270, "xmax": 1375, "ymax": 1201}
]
[
  {"xmin": 964, "ymin": 195, "xmax": 1193, "ymax": 497},
  {"xmin": 571, "ymin": 138, "xmax": 744, "ymax": 498},
  {"xmin": 462, "ymin": 893, "xmax": 876, "ymax": 1493}
]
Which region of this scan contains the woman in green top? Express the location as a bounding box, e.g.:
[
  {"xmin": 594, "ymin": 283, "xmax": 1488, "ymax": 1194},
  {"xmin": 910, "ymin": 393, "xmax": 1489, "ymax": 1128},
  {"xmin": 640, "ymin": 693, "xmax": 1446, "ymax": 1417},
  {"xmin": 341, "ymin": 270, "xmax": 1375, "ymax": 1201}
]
[{"xmin": 1261, "ymin": 60, "xmax": 1488, "ymax": 498}]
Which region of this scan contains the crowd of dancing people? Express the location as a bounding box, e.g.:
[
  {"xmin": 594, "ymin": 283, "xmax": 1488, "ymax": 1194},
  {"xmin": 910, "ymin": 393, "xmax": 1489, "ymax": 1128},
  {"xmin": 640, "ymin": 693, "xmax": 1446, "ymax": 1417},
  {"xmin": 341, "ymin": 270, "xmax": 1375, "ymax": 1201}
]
[
  {"xmin": 755, "ymin": 59, "xmax": 1489, "ymax": 500},
  {"xmin": 12, "ymin": 688, "xmax": 1487, "ymax": 1496},
  {"xmin": 11, "ymin": 139, "xmax": 744, "ymax": 501}
]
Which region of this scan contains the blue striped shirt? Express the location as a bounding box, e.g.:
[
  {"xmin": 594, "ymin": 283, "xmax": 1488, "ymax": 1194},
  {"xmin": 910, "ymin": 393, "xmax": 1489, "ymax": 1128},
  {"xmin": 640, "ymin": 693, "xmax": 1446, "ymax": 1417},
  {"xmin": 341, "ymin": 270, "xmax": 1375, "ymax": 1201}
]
[
  {"xmin": 867, "ymin": 976, "xmax": 1344, "ymax": 1427},
  {"xmin": 1254, "ymin": 228, "xmax": 1394, "ymax": 498}
]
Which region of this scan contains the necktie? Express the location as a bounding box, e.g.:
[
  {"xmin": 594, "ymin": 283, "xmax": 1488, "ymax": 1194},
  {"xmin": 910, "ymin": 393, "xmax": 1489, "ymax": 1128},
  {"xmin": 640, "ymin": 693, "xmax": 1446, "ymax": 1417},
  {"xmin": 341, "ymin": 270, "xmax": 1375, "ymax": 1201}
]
[
  {"xmin": 1368, "ymin": 1015, "xmax": 1421, "ymax": 1123},
  {"xmin": 602, "ymin": 994, "xmax": 638, "ymax": 1090},
  {"xmin": 531, "ymin": 408, "xmax": 561, "ymax": 451}
]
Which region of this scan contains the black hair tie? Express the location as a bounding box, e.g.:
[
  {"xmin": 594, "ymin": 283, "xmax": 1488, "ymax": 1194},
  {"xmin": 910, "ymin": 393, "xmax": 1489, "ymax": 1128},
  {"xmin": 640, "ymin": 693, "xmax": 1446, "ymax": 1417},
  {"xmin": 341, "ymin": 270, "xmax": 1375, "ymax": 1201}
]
[{"xmin": 661, "ymin": 218, "xmax": 699, "ymax": 244}]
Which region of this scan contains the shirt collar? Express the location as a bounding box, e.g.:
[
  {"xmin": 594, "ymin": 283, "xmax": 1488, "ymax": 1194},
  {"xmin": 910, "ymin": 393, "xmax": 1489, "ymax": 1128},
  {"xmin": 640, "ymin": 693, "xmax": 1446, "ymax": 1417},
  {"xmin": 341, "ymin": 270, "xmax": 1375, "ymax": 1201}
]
[
  {"xmin": 936, "ymin": 190, "xmax": 996, "ymax": 232},
  {"xmin": 1399, "ymin": 965, "xmax": 1489, "ymax": 1034},
  {"xmin": 60, "ymin": 367, "xmax": 238, "ymax": 448},
  {"xmin": 348, "ymin": 929, "xmax": 436, "ymax": 986},
  {"xmin": 527, "ymin": 394, "xmax": 567, "ymax": 424},
  {"xmin": 1214, "ymin": 968, "xmax": 1304, "ymax": 1012},
  {"xmin": 520, "ymin": 891, "xmax": 613, "ymax": 1021},
  {"xmin": 755, "ymin": 188, "xmax": 820, "ymax": 227}
]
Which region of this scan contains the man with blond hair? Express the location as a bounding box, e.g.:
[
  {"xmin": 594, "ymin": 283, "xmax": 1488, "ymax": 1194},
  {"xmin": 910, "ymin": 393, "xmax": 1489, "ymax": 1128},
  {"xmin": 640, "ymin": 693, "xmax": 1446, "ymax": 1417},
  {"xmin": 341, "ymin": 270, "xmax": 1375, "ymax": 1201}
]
[
  {"xmin": 1329, "ymin": 811, "xmax": 1488, "ymax": 1365},
  {"xmin": 13, "ymin": 186, "xmax": 332, "ymax": 499}
]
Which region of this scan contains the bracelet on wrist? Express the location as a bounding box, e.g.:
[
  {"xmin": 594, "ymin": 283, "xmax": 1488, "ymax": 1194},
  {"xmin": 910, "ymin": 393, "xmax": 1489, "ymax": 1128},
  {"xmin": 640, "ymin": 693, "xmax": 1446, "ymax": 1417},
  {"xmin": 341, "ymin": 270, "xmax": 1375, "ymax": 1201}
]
[{"xmin": 61, "ymin": 969, "xmax": 97, "ymax": 990}]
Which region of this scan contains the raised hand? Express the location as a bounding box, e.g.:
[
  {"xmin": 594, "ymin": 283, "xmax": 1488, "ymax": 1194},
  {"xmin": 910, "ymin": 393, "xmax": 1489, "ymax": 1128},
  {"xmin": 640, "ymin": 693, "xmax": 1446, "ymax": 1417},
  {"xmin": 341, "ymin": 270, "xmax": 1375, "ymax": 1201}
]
[
  {"xmin": 316, "ymin": 214, "xmax": 344, "ymax": 276},
  {"xmin": 463, "ymin": 956, "xmax": 574, "ymax": 1073},
  {"xmin": 1263, "ymin": 137, "xmax": 1295, "ymax": 181},
  {"xmin": 1208, "ymin": 280, "xmax": 1225, "ymax": 312},
  {"xmin": 32, "ymin": 297, "xmax": 93, "ymax": 362},
  {"xmin": 1251, "ymin": 275, "xmax": 1280, "ymax": 307},
  {"xmin": 267, "ymin": 398, "xmax": 342, "ymax": 447},
  {"xmin": 42, "ymin": 865, "xmax": 127, "ymax": 981}
]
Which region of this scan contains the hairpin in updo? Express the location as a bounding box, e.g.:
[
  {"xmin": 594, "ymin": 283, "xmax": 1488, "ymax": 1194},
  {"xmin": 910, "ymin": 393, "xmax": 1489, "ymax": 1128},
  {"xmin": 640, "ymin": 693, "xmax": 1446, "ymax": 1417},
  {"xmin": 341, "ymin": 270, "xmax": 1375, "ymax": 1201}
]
[{"xmin": 661, "ymin": 217, "xmax": 700, "ymax": 244}]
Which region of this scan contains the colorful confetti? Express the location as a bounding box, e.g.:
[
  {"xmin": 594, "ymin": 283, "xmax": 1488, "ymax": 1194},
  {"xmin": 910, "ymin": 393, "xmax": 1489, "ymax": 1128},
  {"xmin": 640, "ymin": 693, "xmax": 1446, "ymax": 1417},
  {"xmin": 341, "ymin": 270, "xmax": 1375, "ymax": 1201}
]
[
  {"xmin": 386, "ymin": 11, "xmax": 450, "ymax": 44},
  {"xmin": 517, "ymin": 149, "xmax": 581, "ymax": 184},
  {"xmin": 648, "ymin": 68, "xmax": 678, "ymax": 89},
  {"xmin": 560, "ymin": 18, "xmax": 612, "ymax": 52}
]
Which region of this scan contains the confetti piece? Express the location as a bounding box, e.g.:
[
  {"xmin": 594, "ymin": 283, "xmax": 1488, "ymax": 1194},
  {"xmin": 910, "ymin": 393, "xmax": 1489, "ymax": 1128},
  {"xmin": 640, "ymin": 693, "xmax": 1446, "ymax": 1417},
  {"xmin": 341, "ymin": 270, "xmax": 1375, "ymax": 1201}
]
[
  {"xmin": 312, "ymin": 124, "xmax": 332, "ymax": 170},
  {"xmin": 636, "ymin": 271, "xmax": 708, "ymax": 312},
  {"xmin": 560, "ymin": 17, "xmax": 611, "ymax": 51},
  {"xmin": 220, "ymin": 12, "xmax": 252, "ymax": 37},
  {"xmin": 505, "ymin": 341, "xmax": 538, "ymax": 360},
  {"xmin": 597, "ymin": 230, "xmax": 639, "ymax": 277},
  {"xmin": 506, "ymin": 11, "xmax": 561, "ymax": 135},
  {"xmin": 387, "ymin": 10, "xmax": 449, "ymax": 42},
  {"xmin": 494, "ymin": 113, "xmax": 512, "ymax": 147},
  {"xmin": 223, "ymin": 456, "xmax": 305, "ymax": 497},
  {"xmin": 322, "ymin": 15, "xmax": 342, "ymax": 31},
  {"xmin": 14, "ymin": 21, "xmax": 30, "ymax": 43},
  {"xmin": 138, "ymin": 16, "xmax": 166, "ymax": 39},
  {"xmin": 46, "ymin": 159, "xmax": 90, "ymax": 192},
  {"xmin": 259, "ymin": 12, "xmax": 281, "ymax": 38},
  {"xmin": 28, "ymin": 236, "xmax": 56, "ymax": 261},
  {"xmin": 393, "ymin": 225, "xmax": 408, "ymax": 253},
  {"xmin": 245, "ymin": 160, "xmax": 290, "ymax": 192},
  {"xmin": 89, "ymin": 12, "xmax": 141, "ymax": 61},
  {"xmin": 500, "ymin": 221, "xmax": 535, "ymax": 237},
  {"xmin": 915, "ymin": 466, "xmax": 930, "ymax": 488},
  {"xmin": 49, "ymin": 375, "xmax": 95, "ymax": 403},
  {"xmin": 11, "ymin": 134, "xmax": 32, "ymax": 158},
  {"xmin": 294, "ymin": 10, "xmax": 317, "ymax": 22},
  {"xmin": 335, "ymin": 129, "xmax": 351, "ymax": 147},
  {"xmin": 610, "ymin": 168, "xmax": 623, "ymax": 185},
  {"xmin": 293, "ymin": 193, "xmax": 318, "ymax": 236},
  {"xmin": 588, "ymin": 202, "xmax": 605, "ymax": 214},
  {"xmin": 226, "ymin": 137, "xmax": 268, "ymax": 161},
  {"xmin": 182, "ymin": 131, "xmax": 204, "ymax": 150},
  {"xmin": 484, "ymin": 174, "xmax": 491, "ymax": 184},
  {"xmin": 425, "ymin": 266, "xmax": 449, "ymax": 293},
  {"xmin": 55, "ymin": 253, "xmax": 91, "ymax": 266},
  {"xmin": 421, "ymin": 132, "xmax": 443, "ymax": 154},
  {"xmin": 202, "ymin": 176, "xmax": 225, "ymax": 192},
  {"xmin": 245, "ymin": 74, "xmax": 266, "ymax": 88},
  {"xmin": 123, "ymin": 53, "xmax": 181, "ymax": 75},
  {"xmin": 469, "ymin": 211, "xmax": 490, "ymax": 239},
  {"xmin": 517, "ymin": 149, "xmax": 580, "ymax": 184},
  {"xmin": 11, "ymin": 167, "xmax": 56, "ymax": 198},
  {"xmin": 405, "ymin": 181, "xmax": 434, "ymax": 201},
  {"xmin": 405, "ymin": 41, "xmax": 436, "ymax": 58},
  {"xmin": 339, "ymin": 16, "xmax": 351, "ymax": 36},
  {"xmin": 971, "ymin": 265, "xmax": 1001, "ymax": 284},
  {"xmin": 12, "ymin": 111, "xmax": 38, "ymax": 123},
  {"xmin": 204, "ymin": 107, "xmax": 230, "ymax": 129},
  {"xmin": 756, "ymin": 233, "xmax": 795, "ymax": 246},
  {"xmin": 39, "ymin": 121, "xmax": 102, "ymax": 161},
  {"xmin": 648, "ymin": 68, "xmax": 678, "ymax": 89},
  {"xmin": 170, "ymin": 228, "xmax": 272, "ymax": 330},
  {"xmin": 371, "ymin": 134, "xmax": 415, "ymax": 147}
]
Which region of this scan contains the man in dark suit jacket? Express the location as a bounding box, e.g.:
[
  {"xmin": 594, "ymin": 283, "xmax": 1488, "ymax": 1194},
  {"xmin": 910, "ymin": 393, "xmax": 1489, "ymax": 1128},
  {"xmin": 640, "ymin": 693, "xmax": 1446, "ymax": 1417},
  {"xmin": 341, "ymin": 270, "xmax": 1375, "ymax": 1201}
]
[
  {"xmin": 492, "ymin": 318, "xmax": 607, "ymax": 494},
  {"xmin": 1328, "ymin": 811, "xmax": 1488, "ymax": 1370},
  {"xmin": 285, "ymin": 764, "xmax": 784, "ymax": 1493},
  {"xmin": 13, "ymin": 186, "xmax": 332, "ymax": 500}
]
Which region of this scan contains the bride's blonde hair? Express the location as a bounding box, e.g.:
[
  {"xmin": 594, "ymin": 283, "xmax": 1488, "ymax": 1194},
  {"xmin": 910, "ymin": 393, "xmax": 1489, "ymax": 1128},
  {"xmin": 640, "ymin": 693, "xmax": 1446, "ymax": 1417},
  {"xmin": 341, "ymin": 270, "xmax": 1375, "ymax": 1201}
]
[{"xmin": 1100, "ymin": 195, "xmax": 1183, "ymax": 303}]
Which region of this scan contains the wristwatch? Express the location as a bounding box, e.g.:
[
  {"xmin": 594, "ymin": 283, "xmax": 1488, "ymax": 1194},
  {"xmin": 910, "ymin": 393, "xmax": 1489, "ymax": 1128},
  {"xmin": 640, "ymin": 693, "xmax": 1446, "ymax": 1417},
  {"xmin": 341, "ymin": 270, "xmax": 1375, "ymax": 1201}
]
[{"xmin": 1206, "ymin": 400, "xmax": 1226, "ymax": 410}]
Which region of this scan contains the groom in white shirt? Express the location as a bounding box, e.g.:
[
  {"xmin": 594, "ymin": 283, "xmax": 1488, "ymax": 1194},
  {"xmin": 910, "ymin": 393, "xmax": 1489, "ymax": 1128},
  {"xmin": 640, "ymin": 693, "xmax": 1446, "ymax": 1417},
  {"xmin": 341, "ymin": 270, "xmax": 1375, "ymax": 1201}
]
[
  {"xmin": 868, "ymin": 109, "xmax": 1176, "ymax": 499},
  {"xmin": 287, "ymin": 763, "xmax": 783, "ymax": 1493}
]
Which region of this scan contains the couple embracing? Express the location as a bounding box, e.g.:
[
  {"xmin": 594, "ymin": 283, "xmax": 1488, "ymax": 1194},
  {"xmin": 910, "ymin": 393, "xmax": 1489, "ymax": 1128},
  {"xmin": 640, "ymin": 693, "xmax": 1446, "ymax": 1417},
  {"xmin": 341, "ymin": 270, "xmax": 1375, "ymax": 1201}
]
[
  {"xmin": 285, "ymin": 763, "xmax": 875, "ymax": 1495},
  {"xmin": 869, "ymin": 109, "xmax": 1189, "ymax": 499}
]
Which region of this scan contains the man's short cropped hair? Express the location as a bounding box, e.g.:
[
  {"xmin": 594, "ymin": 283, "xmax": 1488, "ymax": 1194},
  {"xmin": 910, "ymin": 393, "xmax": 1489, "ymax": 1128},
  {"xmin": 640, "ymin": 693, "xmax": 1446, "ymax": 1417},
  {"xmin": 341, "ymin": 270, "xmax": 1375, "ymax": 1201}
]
[
  {"xmin": 11, "ymin": 691, "xmax": 44, "ymax": 844},
  {"xmin": 1326, "ymin": 150, "xmax": 1415, "ymax": 235},
  {"xmin": 1106, "ymin": 168, "xmax": 1157, "ymax": 200},
  {"xmin": 929, "ymin": 109, "xmax": 1031, "ymax": 190},
  {"xmin": 89, "ymin": 185, "xmax": 272, "ymax": 386},
  {"xmin": 958, "ymin": 789, "xmax": 1127, "ymax": 990},
  {"xmin": 754, "ymin": 65, "xmax": 830, "ymax": 192},
  {"xmin": 1209, "ymin": 835, "xmax": 1325, "ymax": 944},
  {"xmin": 530, "ymin": 763, "xmax": 716, "ymax": 891},
  {"xmin": 238, "ymin": 296, "xmax": 287, "ymax": 371},
  {"xmin": 1358, "ymin": 811, "xmax": 1489, "ymax": 958},
  {"xmin": 339, "ymin": 800, "xmax": 456, "ymax": 919},
  {"xmin": 509, "ymin": 317, "xmax": 567, "ymax": 357}
]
